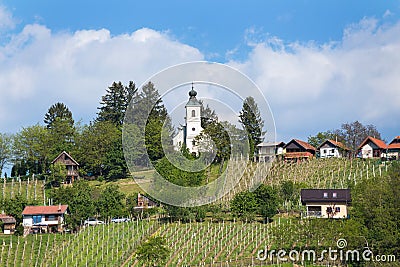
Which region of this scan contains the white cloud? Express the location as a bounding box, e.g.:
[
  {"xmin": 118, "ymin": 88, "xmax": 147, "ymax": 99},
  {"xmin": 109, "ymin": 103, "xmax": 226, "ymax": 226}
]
[
  {"xmin": 230, "ymin": 18, "xmax": 400, "ymax": 141},
  {"xmin": 0, "ymin": 5, "xmax": 16, "ymax": 31},
  {"xmin": 0, "ymin": 22, "xmax": 203, "ymax": 132}
]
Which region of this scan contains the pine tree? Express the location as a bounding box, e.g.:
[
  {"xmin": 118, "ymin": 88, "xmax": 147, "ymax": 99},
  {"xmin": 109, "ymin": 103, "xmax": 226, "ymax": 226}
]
[
  {"xmin": 97, "ymin": 81, "xmax": 137, "ymax": 126},
  {"xmin": 130, "ymin": 82, "xmax": 174, "ymax": 163},
  {"xmin": 44, "ymin": 102, "xmax": 74, "ymax": 129},
  {"xmin": 44, "ymin": 102, "xmax": 75, "ymax": 158},
  {"xmin": 239, "ymin": 96, "xmax": 265, "ymax": 159}
]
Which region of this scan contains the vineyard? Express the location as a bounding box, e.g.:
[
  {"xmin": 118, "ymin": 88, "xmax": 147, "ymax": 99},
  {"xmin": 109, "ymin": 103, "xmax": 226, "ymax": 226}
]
[
  {"xmin": 0, "ymin": 158, "xmax": 395, "ymax": 267},
  {"xmin": 215, "ymin": 158, "xmax": 387, "ymax": 209},
  {"xmin": 0, "ymin": 176, "xmax": 46, "ymax": 206},
  {"xmin": 0, "ymin": 218, "xmax": 371, "ymax": 267}
]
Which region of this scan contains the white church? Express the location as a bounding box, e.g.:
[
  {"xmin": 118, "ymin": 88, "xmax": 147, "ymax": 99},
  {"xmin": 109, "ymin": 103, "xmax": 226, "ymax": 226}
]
[{"xmin": 172, "ymin": 85, "xmax": 203, "ymax": 153}]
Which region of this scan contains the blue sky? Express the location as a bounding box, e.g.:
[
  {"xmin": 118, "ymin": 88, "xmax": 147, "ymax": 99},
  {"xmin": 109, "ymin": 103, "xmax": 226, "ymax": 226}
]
[
  {"xmin": 4, "ymin": 1, "xmax": 399, "ymax": 60},
  {"xmin": 0, "ymin": 0, "xmax": 400, "ymax": 144}
]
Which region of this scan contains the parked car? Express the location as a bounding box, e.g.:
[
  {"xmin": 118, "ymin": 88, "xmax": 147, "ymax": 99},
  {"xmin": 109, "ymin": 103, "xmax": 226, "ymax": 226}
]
[
  {"xmin": 84, "ymin": 218, "xmax": 105, "ymax": 226},
  {"xmin": 111, "ymin": 217, "xmax": 131, "ymax": 223}
]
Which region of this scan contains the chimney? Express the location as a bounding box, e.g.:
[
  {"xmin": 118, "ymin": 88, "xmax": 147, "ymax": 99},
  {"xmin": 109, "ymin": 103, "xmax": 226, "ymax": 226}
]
[{"xmin": 58, "ymin": 203, "xmax": 61, "ymax": 212}]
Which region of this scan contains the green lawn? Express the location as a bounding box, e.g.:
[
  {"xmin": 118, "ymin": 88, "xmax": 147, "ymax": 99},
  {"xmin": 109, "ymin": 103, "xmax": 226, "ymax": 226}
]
[{"xmin": 87, "ymin": 170, "xmax": 154, "ymax": 195}]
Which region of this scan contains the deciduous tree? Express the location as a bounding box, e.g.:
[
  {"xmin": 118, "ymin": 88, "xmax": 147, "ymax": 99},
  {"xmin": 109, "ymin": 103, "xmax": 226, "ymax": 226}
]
[
  {"xmin": 0, "ymin": 133, "xmax": 13, "ymax": 176},
  {"xmin": 136, "ymin": 236, "xmax": 170, "ymax": 266}
]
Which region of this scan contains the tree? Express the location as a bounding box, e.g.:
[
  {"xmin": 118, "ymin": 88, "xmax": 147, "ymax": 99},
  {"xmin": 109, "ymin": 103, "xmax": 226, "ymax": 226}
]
[
  {"xmin": 0, "ymin": 133, "xmax": 13, "ymax": 176},
  {"xmin": 154, "ymin": 153, "xmax": 206, "ymax": 187},
  {"xmin": 195, "ymin": 120, "xmax": 231, "ymax": 164},
  {"xmin": 136, "ymin": 236, "xmax": 170, "ymax": 266},
  {"xmin": 199, "ymin": 100, "xmax": 218, "ymax": 129},
  {"xmin": 230, "ymin": 191, "xmax": 258, "ymax": 221},
  {"xmin": 74, "ymin": 121, "xmax": 125, "ymax": 179},
  {"xmin": 43, "ymin": 102, "xmax": 76, "ymax": 161},
  {"xmin": 352, "ymin": 162, "xmax": 400, "ymax": 254},
  {"xmin": 50, "ymin": 181, "xmax": 95, "ymax": 230},
  {"xmin": 307, "ymin": 131, "xmax": 339, "ymax": 149},
  {"xmin": 130, "ymin": 82, "xmax": 174, "ymax": 163},
  {"xmin": 96, "ymin": 184, "xmax": 125, "ymax": 219},
  {"xmin": 165, "ymin": 205, "xmax": 206, "ymax": 222},
  {"xmin": 239, "ymin": 96, "xmax": 264, "ymax": 160},
  {"xmin": 44, "ymin": 102, "xmax": 74, "ymax": 129},
  {"xmin": 254, "ymin": 184, "xmax": 279, "ymax": 222},
  {"xmin": 49, "ymin": 162, "xmax": 67, "ymax": 187},
  {"xmin": 97, "ymin": 81, "xmax": 137, "ymax": 126},
  {"xmin": 13, "ymin": 125, "xmax": 52, "ymax": 174},
  {"xmin": 339, "ymin": 121, "xmax": 382, "ymax": 152}
]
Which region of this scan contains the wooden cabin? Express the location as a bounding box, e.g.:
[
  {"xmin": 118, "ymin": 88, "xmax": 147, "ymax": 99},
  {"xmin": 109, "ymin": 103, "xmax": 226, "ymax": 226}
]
[
  {"xmin": 51, "ymin": 151, "xmax": 79, "ymax": 183},
  {"xmin": 0, "ymin": 214, "xmax": 16, "ymax": 234}
]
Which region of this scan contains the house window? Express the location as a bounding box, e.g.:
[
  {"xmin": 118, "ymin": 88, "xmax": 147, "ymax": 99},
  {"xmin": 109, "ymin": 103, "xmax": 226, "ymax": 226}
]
[
  {"xmin": 332, "ymin": 192, "xmax": 337, "ymax": 198},
  {"xmin": 331, "ymin": 149, "xmax": 335, "ymax": 153},
  {"xmin": 323, "ymin": 192, "xmax": 328, "ymax": 198},
  {"xmin": 335, "ymin": 207, "xmax": 341, "ymax": 212},
  {"xmin": 33, "ymin": 215, "xmax": 42, "ymax": 224},
  {"xmin": 192, "ymin": 110, "xmax": 196, "ymax": 117},
  {"xmin": 46, "ymin": 215, "xmax": 56, "ymax": 221},
  {"xmin": 323, "ymin": 149, "xmax": 327, "ymax": 154}
]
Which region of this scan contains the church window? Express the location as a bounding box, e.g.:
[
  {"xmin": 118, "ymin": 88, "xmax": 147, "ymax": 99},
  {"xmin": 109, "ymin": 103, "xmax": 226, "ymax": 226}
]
[{"xmin": 192, "ymin": 110, "xmax": 196, "ymax": 117}]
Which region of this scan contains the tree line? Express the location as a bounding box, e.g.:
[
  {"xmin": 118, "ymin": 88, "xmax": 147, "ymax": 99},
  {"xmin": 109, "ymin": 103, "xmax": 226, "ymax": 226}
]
[
  {"xmin": 308, "ymin": 121, "xmax": 383, "ymax": 153},
  {"xmin": 0, "ymin": 80, "xmax": 265, "ymax": 185}
]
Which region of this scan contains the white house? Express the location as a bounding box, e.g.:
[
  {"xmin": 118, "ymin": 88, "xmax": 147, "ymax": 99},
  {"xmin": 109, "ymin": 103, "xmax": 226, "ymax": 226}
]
[
  {"xmin": 256, "ymin": 141, "xmax": 285, "ymax": 161},
  {"xmin": 172, "ymin": 85, "xmax": 203, "ymax": 154},
  {"xmin": 301, "ymin": 189, "xmax": 351, "ymax": 219},
  {"xmin": 357, "ymin": 136, "xmax": 386, "ymax": 159},
  {"xmin": 318, "ymin": 139, "xmax": 350, "ymax": 158},
  {"xmin": 22, "ymin": 204, "xmax": 68, "ymax": 234}
]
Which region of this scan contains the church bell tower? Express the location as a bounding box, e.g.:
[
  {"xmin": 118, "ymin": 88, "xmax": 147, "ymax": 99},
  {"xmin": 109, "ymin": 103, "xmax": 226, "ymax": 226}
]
[{"xmin": 185, "ymin": 84, "xmax": 202, "ymax": 153}]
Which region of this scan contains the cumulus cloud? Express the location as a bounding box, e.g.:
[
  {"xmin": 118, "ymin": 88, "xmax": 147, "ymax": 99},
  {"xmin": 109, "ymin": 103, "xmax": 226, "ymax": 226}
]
[
  {"xmin": 229, "ymin": 18, "xmax": 400, "ymax": 141},
  {"xmin": 0, "ymin": 22, "xmax": 203, "ymax": 131},
  {"xmin": 0, "ymin": 6, "xmax": 399, "ymax": 144}
]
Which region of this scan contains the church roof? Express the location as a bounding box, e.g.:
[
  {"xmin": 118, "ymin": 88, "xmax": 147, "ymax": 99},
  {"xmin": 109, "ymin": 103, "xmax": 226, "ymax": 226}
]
[{"xmin": 185, "ymin": 85, "xmax": 201, "ymax": 107}]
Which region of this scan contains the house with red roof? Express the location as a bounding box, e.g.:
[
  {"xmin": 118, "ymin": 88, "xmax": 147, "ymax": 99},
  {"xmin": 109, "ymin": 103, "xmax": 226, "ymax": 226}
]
[
  {"xmin": 22, "ymin": 205, "xmax": 68, "ymax": 234},
  {"xmin": 283, "ymin": 139, "xmax": 316, "ymax": 161},
  {"xmin": 387, "ymin": 136, "xmax": 400, "ymax": 160},
  {"xmin": 358, "ymin": 136, "xmax": 387, "ymax": 159},
  {"xmin": 318, "ymin": 139, "xmax": 350, "ymax": 158}
]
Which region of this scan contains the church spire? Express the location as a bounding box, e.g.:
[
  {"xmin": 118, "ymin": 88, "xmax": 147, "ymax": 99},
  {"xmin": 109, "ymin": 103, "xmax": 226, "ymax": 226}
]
[
  {"xmin": 189, "ymin": 82, "xmax": 197, "ymax": 98},
  {"xmin": 186, "ymin": 82, "xmax": 200, "ymax": 106}
]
